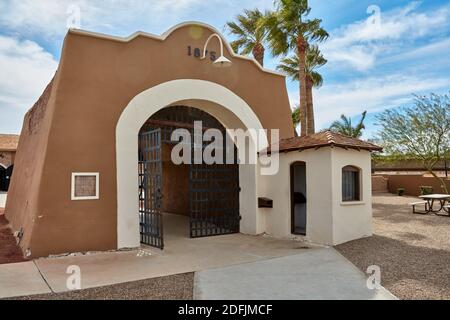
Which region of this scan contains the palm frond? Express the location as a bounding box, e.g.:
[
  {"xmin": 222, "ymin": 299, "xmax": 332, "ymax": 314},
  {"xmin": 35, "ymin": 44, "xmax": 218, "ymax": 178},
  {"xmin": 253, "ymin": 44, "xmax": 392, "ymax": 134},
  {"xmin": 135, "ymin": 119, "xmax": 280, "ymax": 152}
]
[{"xmin": 225, "ymin": 8, "xmax": 268, "ymax": 60}]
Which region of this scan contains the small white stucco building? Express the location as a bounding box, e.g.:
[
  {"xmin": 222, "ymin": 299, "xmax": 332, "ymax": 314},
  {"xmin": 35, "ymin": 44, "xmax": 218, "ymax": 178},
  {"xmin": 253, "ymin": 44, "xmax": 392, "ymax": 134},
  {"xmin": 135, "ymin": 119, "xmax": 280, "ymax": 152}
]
[{"xmin": 260, "ymin": 130, "xmax": 381, "ymax": 246}]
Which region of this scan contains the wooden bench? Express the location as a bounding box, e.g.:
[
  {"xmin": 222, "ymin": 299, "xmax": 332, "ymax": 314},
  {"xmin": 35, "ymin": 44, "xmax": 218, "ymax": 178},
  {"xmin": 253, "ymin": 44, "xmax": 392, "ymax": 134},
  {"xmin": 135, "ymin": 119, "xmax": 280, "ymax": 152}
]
[{"xmin": 410, "ymin": 201, "xmax": 429, "ymax": 214}]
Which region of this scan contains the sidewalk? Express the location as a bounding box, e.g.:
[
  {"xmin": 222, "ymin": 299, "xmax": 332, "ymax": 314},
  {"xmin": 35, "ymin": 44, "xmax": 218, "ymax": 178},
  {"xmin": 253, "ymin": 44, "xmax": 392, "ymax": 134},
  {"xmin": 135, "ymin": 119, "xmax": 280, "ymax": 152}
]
[
  {"xmin": 194, "ymin": 248, "xmax": 396, "ymax": 300},
  {"xmin": 0, "ymin": 214, "xmax": 396, "ymax": 300},
  {"xmin": 1, "ymin": 247, "xmax": 396, "ymax": 300}
]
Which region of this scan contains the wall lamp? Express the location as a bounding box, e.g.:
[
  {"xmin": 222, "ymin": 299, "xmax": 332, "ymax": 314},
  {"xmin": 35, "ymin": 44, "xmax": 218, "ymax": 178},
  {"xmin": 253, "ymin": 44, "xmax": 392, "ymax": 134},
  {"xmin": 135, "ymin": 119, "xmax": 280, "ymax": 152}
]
[{"xmin": 201, "ymin": 33, "xmax": 232, "ymax": 68}]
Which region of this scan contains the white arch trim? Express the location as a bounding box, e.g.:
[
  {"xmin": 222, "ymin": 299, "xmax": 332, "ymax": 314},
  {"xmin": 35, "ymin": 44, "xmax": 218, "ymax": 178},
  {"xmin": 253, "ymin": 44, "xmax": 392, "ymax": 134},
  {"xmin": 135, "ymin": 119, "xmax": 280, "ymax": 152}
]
[
  {"xmin": 116, "ymin": 79, "xmax": 266, "ymax": 249},
  {"xmin": 69, "ymin": 21, "xmax": 284, "ymax": 77}
]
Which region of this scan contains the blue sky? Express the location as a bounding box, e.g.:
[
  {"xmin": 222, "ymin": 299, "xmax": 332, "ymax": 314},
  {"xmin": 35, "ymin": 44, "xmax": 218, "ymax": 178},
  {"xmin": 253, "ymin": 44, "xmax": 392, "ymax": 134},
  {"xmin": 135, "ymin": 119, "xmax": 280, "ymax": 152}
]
[{"xmin": 0, "ymin": 0, "xmax": 449, "ymax": 138}]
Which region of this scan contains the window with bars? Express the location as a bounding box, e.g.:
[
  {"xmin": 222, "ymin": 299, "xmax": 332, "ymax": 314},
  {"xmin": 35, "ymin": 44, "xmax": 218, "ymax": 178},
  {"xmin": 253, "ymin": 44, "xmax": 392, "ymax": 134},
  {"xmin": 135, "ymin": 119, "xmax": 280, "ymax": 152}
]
[
  {"xmin": 71, "ymin": 173, "xmax": 99, "ymax": 200},
  {"xmin": 342, "ymin": 166, "xmax": 361, "ymax": 202}
]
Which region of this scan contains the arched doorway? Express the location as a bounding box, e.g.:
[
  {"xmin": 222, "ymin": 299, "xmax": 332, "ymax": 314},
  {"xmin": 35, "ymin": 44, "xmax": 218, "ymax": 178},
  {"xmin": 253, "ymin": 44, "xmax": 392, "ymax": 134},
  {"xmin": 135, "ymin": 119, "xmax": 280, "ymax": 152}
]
[
  {"xmin": 116, "ymin": 79, "xmax": 267, "ymax": 249},
  {"xmin": 291, "ymin": 161, "xmax": 307, "ymax": 235},
  {"xmin": 138, "ymin": 106, "xmax": 240, "ymax": 249}
]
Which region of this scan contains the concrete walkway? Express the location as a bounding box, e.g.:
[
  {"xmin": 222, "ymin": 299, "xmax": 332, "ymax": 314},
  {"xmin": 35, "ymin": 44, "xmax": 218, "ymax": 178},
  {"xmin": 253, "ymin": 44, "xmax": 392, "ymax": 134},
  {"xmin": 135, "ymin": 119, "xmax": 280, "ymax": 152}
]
[
  {"xmin": 0, "ymin": 214, "xmax": 396, "ymax": 300},
  {"xmin": 0, "ymin": 261, "xmax": 51, "ymax": 299},
  {"xmin": 3, "ymin": 214, "xmax": 312, "ymax": 296},
  {"xmin": 194, "ymin": 248, "xmax": 396, "ymax": 300}
]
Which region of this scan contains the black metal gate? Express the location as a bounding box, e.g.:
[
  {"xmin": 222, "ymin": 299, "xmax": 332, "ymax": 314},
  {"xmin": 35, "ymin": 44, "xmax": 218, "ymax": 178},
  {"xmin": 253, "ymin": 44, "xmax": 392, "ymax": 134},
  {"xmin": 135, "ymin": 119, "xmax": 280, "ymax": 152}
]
[
  {"xmin": 139, "ymin": 129, "xmax": 164, "ymax": 249},
  {"xmin": 189, "ymin": 145, "xmax": 241, "ymax": 238}
]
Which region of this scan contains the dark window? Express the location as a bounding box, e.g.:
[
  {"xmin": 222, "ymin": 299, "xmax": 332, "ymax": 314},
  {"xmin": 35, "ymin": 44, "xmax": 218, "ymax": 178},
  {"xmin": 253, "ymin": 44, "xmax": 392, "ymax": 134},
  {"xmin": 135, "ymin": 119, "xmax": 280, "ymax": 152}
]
[{"xmin": 342, "ymin": 166, "xmax": 361, "ymax": 202}]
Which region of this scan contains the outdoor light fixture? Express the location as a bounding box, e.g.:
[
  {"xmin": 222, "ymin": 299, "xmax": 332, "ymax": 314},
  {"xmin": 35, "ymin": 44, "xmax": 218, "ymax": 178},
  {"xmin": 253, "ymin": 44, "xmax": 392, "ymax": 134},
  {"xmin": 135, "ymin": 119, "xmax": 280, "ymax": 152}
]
[{"xmin": 201, "ymin": 33, "xmax": 232, "ymax": 68}]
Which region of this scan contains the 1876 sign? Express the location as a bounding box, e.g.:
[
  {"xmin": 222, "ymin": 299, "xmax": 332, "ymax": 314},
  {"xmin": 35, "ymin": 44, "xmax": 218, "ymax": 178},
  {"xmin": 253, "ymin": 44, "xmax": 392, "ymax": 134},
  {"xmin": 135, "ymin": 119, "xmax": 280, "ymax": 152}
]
[{"xmin": 187, "ymin": 46, "xmax": 217, "ymax": 61}]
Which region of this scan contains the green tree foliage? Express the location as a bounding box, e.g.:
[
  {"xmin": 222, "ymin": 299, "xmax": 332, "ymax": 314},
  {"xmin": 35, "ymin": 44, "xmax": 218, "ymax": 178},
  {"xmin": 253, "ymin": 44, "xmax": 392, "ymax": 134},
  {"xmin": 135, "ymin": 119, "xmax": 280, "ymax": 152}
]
[
  {"xmin": 376, "ymin": 93, "xmax": 450, "ymax": 193},
  {"xmin": 330, "ymin": 111, "xmax": 367, "ymax": 139}
]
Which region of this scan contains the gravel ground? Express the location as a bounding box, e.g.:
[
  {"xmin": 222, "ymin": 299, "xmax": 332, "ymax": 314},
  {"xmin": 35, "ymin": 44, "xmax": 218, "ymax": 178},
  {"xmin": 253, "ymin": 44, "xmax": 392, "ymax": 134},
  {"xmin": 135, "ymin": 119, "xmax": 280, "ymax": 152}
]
[
  {"xmin": 336, "ymin": 193, "xmax": 450, "ymax": 300},
  {"xmin": 0, "ymin": 208, "xmax": 27, "ymax": 265},
  {"xmin": 8, "ymin": 273, "xmax": 194, "ymax": 300}
]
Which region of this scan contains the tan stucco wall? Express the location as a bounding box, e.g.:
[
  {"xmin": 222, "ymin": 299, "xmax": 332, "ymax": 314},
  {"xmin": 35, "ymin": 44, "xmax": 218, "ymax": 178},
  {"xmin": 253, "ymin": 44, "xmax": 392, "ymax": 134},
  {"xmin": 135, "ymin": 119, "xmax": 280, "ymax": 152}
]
[
  {"xmin": 6, "ymin": 23, "xmax": 294, "ymax": 258},
  {"xmin": 382, "ymin": 174, "xmax": 450, "ymax": 196},
  {"xmin": 372, "ymin": 175, "xmax": 388, "ymax": 193}
]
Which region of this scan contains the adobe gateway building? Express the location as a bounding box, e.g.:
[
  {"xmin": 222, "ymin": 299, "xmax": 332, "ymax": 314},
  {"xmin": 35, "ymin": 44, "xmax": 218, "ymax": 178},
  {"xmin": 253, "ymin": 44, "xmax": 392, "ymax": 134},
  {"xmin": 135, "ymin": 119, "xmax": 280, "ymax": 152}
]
[{"xmin": 6, "ymin": 22, "xmax": 381, "ymax": 258}]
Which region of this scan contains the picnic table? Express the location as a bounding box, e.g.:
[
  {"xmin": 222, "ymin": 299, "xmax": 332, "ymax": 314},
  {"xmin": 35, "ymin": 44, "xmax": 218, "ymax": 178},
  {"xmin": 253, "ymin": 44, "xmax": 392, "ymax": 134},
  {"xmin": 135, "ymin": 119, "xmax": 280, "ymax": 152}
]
[{"xmin": 418, "ymin": 194, "xmax": 450, "ymax": 215}]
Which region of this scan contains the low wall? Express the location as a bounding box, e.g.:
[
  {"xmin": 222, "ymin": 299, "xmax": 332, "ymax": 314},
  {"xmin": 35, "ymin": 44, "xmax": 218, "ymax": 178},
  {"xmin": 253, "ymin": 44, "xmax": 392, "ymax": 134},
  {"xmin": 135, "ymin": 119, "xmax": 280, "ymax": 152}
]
[
  {"xmin": 372, "ymin": 176, "xmax": 388, "ymax": 193},
  {"xmin": 377, "ymin": 174, "xmax": 450, "ymax": 196}
]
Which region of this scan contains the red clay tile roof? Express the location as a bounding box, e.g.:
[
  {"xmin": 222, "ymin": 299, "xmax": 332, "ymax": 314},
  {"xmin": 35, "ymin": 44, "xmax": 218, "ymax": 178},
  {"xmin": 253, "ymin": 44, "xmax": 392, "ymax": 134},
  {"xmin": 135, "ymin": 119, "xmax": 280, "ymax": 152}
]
[
  {"xmin": 270, "ymin": 130, "xmax": 382, "ymax": 153},
  {"xmin": 0, "ymin": 134, "xmax": 20, "ymax": 151}
]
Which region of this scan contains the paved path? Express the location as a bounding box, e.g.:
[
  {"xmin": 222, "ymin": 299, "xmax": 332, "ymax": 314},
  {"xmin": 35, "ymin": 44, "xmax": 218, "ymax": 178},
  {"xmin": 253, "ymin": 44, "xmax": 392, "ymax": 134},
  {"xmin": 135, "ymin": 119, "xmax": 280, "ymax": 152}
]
[
  {"xmin": 0, "ymin": 261, "xmax": 51, "ymax": 299},
  {"xmin": 0, "ymin": 214, "xmax": 396, "ymax": 300},
  {"xmin": 194, "ymin": 248, "xmax": 396, "ymax": 300}
]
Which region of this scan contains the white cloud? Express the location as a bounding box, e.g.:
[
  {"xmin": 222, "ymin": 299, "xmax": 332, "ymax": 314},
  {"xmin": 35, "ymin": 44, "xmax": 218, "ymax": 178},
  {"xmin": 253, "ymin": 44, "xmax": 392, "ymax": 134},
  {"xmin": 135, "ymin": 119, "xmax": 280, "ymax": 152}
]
[
  {"xmin": 0, "ymin": 35, "xmax": 57, "ymax": 130},
  {"xmin": 0, "ymin": 0, "xmax": 205, "ymax": 37},
  {"xmin": 323, "ymin": 2, "xmax": 450, "ymax": 71},
  {"xmin": 310, "ymin": 74, "xmax": 450, "ymax": 129},
  {"xmin": 0, "ymin": 0, "xmax": 273, "ymax": 38}
]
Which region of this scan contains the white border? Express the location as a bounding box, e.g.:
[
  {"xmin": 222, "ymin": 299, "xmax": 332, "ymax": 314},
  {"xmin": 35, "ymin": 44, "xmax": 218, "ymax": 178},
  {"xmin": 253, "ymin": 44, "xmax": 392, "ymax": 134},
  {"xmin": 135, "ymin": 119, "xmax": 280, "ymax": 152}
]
[
  {"xmin": 71, "ymin": 172, "xmax": 100, "ymax": 201},
  {"xmin": 68, "ymin": 21, "xmax": 284, "ymax": 77}
]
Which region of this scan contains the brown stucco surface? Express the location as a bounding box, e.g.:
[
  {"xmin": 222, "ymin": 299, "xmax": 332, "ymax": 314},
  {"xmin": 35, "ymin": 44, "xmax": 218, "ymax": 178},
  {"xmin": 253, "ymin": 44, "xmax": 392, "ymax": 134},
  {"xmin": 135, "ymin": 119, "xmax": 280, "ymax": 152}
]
[
  {"xmin": 378, "ymin": 174, "xmax": 450, "ymax": 196},
  {"xmin": 0, "ymin": 209, "xmax": 27, "ymax": 264},
  {"xmin": 372, "ymin": 175, "xmax": 388, "ymax": 193},
  {"xmin": 6, "ymin": 24, "xmax": 294, "ymax": 258}
]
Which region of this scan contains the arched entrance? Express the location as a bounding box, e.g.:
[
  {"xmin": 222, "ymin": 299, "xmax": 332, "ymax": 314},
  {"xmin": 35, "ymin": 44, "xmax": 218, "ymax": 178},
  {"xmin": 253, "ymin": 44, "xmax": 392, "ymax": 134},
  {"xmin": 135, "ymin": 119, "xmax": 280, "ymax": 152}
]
[
  {"xmin": 138, "ymin": 106, "xmax": 241, "ymax": 249},
  {"xmin": 116, "ymin": 79, "xmax": 267, "ymax": 249},
  {"xmin": 291, "ymin": 161, "xmax": 307, "ymax": 235}
]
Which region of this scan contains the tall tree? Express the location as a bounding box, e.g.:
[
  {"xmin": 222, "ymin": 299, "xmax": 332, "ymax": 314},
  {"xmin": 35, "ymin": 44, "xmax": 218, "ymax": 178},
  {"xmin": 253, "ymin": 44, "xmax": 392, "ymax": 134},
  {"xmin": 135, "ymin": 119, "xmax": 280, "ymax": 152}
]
[
  {"xmin": 263, "ymin": 0, "xmax": 328, "ymax": 136},
  {"xmin": 226, "ymin": 9, "xmax": 268, "ymax": 66},
  {"xmin": 292, "ymin": 105, "xmax": 301, "ymax": 135},
  {"xmin": 277, "ymin": 45, "xmax": 327, "ymax": 134},
  {"xmin": 330, "ymin": 111, "xmax": 367, "ymax": 139},
  {"xmin": 376, "ymin": 93, "xmax": 450, "ymax": 193}
]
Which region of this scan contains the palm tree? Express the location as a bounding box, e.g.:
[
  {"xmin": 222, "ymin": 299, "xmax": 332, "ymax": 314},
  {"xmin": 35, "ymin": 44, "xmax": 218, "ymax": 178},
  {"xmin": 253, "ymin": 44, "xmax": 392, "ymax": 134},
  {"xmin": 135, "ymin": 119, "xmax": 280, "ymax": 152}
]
[
  {"xmin": 330, "ymin": 111, "xmax": 368, "ymax": 138},
  {"xmin": 292, "ymin": 105, "xmax": 301, "ymax": 135},
  {"xmin": 277, "ymin": 45, "xmax": 327, "ymax": 134},
  {"xmin": 226, "ymin": 9, "xmax": 268, "ymax": 66},
  {"xmin": 263, "ymin": 0, "xmax": 328, "ymax": 136}
]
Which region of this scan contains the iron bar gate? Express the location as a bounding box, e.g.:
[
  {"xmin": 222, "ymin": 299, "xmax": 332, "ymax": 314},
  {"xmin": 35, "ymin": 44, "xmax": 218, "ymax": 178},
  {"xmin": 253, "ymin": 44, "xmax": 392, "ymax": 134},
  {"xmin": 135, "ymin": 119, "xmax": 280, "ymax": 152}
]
[
  {"xmin": 138, "ymin": 129, "xmax": 164, "ymax": 249},
  {"xmin": 189, "ymin": 142, "xmax": 241, "ymax": 238}
]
